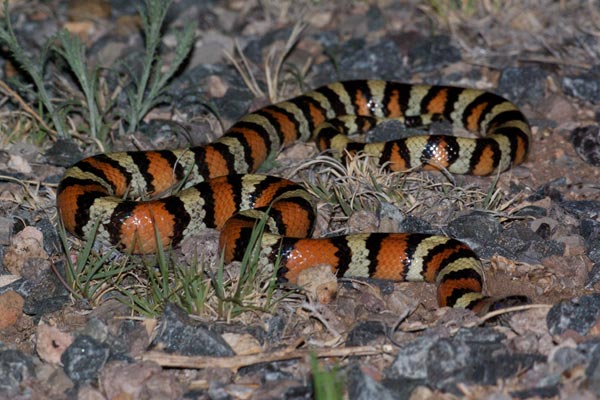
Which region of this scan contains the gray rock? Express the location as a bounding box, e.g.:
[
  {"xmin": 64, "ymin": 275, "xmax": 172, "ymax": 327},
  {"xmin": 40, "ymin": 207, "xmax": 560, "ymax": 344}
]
[
  {"xmin": 36, "ymin": 217, "xmax": 60, "ymax": 255},
  {"xmin": 577, "ymin": 340, "xmax": 600, "ymax": 396},
  {"xmin": 587, "ymin": 263, "xmax": 600, "ymax": 288},
  {"xmin": 548, "ymin": 340, "xmax": 600, "ymax": 396},
  {"xmin": 346, "ymin": 320, "xmax": 386, "ymax": 347},
  {"xmin": 447, "ymin": 212, "xmax": 502, "ymax": 251},
  {"xmin": 571, "ymin": 125, "xmax": 600, "ymax": 166},
  {"xmin": 428, "ymin": 330, "xmax": 542, "ymax": 393},
  {"xmin": 310, "ymin": 31, "xmax": 341, "ymax": 49},
  {"xmin": 208, "ymin": 381, "xmax": 234, "ymax": 400},
  {"xmin": 243, "ymin": 27, "xmax": 293, "ymax": 65},
  {"xmin": 0, "ymin": 349, "xmax": 35, "ymax": 396},
  {"xmin": 45, "ymin": 139, "xmax": 83, "ymax": 167},
  {"xmin": 150, "ymin": 303, "xmax": 234, "ymax": 356},
  {"xmin": 388, "ymin": 335, "xmax": 438, "ymax": 380},
  {"xmin": 22, "ymin": 268, "xmax": 69, "ymax": 317},
  {"xmin": 523, "ymin": 239, "xmax": 565, "ymax": 261},
  {"xmin": 407, "ymin": 35, "xmax": 461, "ymax": 73},
  {"xmin": 265, "ymin": 314, "xmax": 286, "ymax": 343},
  {"xmin": 492, "ymin": 223, "xmax": 566, "ymax": 263},
  {"xmin": 23, "ymin": 261, "xmax": 70, "ymax": 316},
  {"xmin": 588, "ymin": 245, "xmax": 600, "ymax": 266},
  {"xmin": 209, "ymin": 321, "xmax": 266, "ymax": 346},
  {"xmin": 164, "ymin": 0, "xmax": 218, "ymax": 30},
  {"xmin": 366, "ymin": 5, "xmax": 385, "ymax": 31},
  {"xmin": 498, "ymin": 67, "xmax": 549, "ymax": 106},
  {"xmin": 551, "ymin": 346, "xmax": 588, "ymax": 372},
  {"xmin": 214, "ymin": 86, "xmax": 257, "ymax": 122},
  {"xmin": 341, "ymin": 39, "xmax": 406, "ymax": 80},
  {"xmin": 83, "ymin": 318, "xmax": 132, "ymax": 360},
  {"xmin": 547, "ymin": 294, "xmax": 600, "ymax": 336},
  {"xmin": 346, "ymin": 364, "xmax": 396, "ymax": 400},
  {"xmin": 586, "ymin": 356, "xmax": 600, "ymax": 396},
  {"xmin": 366, "ymin": 119, "xmax": 426, "ymax": 142},
  {"xmin": 496, "ymin": 223, "xmax": 538, "ymax": 258},
  {"xmin": 314, "ymin": 39, "xmax": 409, "ymax": 85},
  {"xmin": 581, "ymin": 219, "xmax": 600, "ymax": 239},
  {"xmin": 527, "ymin": 178, "xmax": 566, "ymax": 202},
  {"xmin": 453, "ymin": 326, "xmax": 506, "ymax": 342},
  {"xmin": 560, "ymin": 200, "xmax": 600, "ymax": 219},
  {"xmin": 534, "ymin": 222, "xmax": 553, "ymax": 240},
  {"xmin": 256, "ymin": 362, "xmax": 297, "ymax": 382},
  {"xmin": 514, "ymin": 205, "xmax": 548, "ymax": 218},
  {"xmin": 168, "ymin": 63, "xmax": 252, "ymax": 124},
  {"xmin": 386, "ymin": 328, "xmax": 543, "ymax": 394},
  {"xmin": 0, "ymin": 216, "xmax": 12, "ymax": 246},
  {"xmin": 581, "ymin": 219, "xmax": 600, "ymax": 264},
  {"xmin": 109, "ymin": 319, "xmax": 149, "ymax": 359},
  {"xmin": 562, "ymin": 65, "xmax": 600, "ymax": 103},
  {"xmin": 62, "ymin": 335, "xmax": 111, "ymax": 384},
  {"xmin": 138, "ymin": 120, "xmax": 191, "ymax": 144},
  {"xmin": 398, "ymin": 215, "xmax": 437, "ymax": 235}
]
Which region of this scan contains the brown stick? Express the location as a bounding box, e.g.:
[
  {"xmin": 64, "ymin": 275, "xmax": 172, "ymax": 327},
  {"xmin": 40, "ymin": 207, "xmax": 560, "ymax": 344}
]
[{"xmin": 140, "ymin": 345, "xmax": 385, "ymax": 371}]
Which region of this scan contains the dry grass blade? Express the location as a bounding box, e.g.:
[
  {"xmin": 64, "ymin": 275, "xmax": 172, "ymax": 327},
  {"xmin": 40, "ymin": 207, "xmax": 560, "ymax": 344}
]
[
  {"xmin": 291, "ymin": 150, "xmax": 513, "ymax": 234},
  {"xmin": 264, "ymin": 21, "xmax": 307, "ymax": 102},
  {"xmin": 224, "ymin": 40, "xmax": 265, "ymax": 98},
  {"xmin": 474, "ymin": 303, "xmax": 553, "ymax": 325},
  {"xmin": 226, "ymin": 20, "xmax": 309, "ymax": 103},
  {"xmin": 294, "ymin": 153, "xmax": 409, "ymax": 210},
  {"xmin": 0, "ymin": 175, "xmax": 52, "ymax": 211}
]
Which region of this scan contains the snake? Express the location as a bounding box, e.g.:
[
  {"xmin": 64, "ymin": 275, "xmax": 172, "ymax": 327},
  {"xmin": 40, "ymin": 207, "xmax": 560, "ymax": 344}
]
[{"xmin": 57, "ymin": 80, "xmax": 531, "ymax": 313}]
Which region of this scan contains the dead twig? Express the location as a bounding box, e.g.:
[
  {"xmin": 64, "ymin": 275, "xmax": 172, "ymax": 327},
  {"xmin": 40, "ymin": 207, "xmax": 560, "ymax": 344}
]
[
  {"xmin": 397, "ymin": 303, "xmax": 552, "ymax": 333},
  {"xmin": 517, "ymin": 55, "xmax": 591, "ymax": 69},
  {"xmin": 140, "ymin": 345, "xmax": 386, "ymax": 372},
  {"xmin": 0, "ymin": 175, "xmax": 57, "ymax": 188}
]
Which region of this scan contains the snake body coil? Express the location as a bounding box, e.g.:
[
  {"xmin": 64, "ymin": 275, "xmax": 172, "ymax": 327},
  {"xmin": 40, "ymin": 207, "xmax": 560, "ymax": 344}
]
[{"xmin": 57, "ymin": 80, "xmax": 531, "ymax": 313}]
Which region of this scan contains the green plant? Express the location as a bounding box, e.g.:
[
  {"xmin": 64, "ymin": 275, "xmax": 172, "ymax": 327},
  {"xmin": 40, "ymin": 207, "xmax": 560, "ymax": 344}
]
[
  {"xmin": 0, "ymin": 0, "xmax": 67, "ymax": 137},
  {"xmin": 57, "ymin": 205, "xmax": 287, "ymax": 319},
  {"xmin": 311, "ymin": 353, "xmax": 344, "ymax": 400},
  {"xmin": 211, "ymin": 211, "xmax": 285, "ymax": 320},
  {"xmin": 123, "ymin": 0, "xmax": 196, "ymax": 133},
  {"xmin": 116, "ymin": 222, "xmax": 208, "ymax": 317},
  {"xmin": 53, "ymin": 30, "xmax": 107, "ymax": 141},
  {"xmin": 173, "ymin": 256, "xmax": 210, "ymax": 315},
  {"xmin": 57, "ymin": 218, "xmax": 133, "ymax": 304},
  {"xmin": 0, "ymin": 0, "xmax": 196, "ymax": 145}
]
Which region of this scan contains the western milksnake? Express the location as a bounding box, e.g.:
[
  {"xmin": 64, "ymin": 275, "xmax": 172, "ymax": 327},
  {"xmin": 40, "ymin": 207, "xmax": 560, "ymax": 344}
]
[{"xmin": 57, "ymin": 80, "xmax": 531, "ymax": 313}]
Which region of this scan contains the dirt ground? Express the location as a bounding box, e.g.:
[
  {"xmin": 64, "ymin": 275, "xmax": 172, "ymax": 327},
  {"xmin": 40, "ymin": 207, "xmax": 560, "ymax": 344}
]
[{"xmin": 1, "ymin": 1, "xmax": 600, "ymax": 399}]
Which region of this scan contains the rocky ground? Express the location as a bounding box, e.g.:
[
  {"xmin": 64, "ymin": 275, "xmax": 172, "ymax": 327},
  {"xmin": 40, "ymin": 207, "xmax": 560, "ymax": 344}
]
[{"xmin": 1, "ymin": 0, "xmax": 600, "ymax": 399}]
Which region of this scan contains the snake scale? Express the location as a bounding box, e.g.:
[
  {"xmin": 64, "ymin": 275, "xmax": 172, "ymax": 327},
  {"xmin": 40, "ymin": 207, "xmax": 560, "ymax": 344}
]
[{"xmin": 57, "ymin": 80, "xmax": 531, "ymax": 313}]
